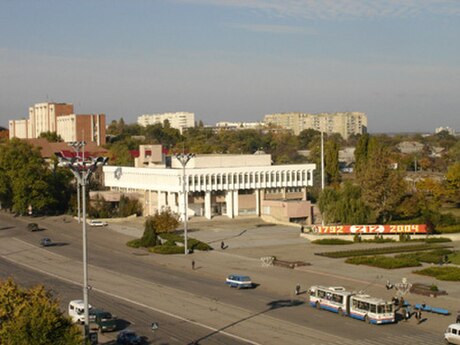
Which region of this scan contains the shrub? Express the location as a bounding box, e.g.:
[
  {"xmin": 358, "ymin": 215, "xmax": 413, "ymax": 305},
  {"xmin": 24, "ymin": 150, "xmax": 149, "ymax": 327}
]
[
  {"xmin": 430, "ymin": 284, "xmax": 439, "ymax": 292},
  {"xmin": 396, "ymin": 249, "xmax": 453, "ymax": 264},
  {"xmin": 413, "ymin": 266, "xmax": 460, "ymax": 281},
  {"xmin": 188, "ymin": 238, "xmax": 212, "ymax": 251},
  {"xmin": 345, "ymin": 256, "xmax": 421, "ymax": 269},
  {"xmin": 311, "ymin": 239, "xmax": 353, "ymax": 245},
  {"xmin": 424, "ymin": 237, "xmax": 452, "ymax": 243},
  {"xmin": 149, "ymin": 245, "xmax": 184, "ymax": 254},
  {"xmin": 316, "ymin": 244, "xmax": 451, "ymax": 258},
  {"xmin": 126, "ymin": 239, "xmax": 142, "ymax": 248},
  {"xmin": 164, "ymin": 239, "xmax": 177, "ymax": 246},
  {"xmin": 436, "ymin": 225, "xmax": 460, "ymax": 233}
]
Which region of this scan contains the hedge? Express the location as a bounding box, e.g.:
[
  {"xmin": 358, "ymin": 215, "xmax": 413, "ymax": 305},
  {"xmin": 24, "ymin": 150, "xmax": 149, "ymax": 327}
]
[
  {"xmin": 413, "ymin": 266, "xmax": 460, "ymax": 281},
  {"xmin": 316, "ymin": 244, "xmax": 451, "ymax": 258},
  {"xmin": 396, "ymin": 249, "xmax": 453, "ymax": 264},
  {"xmin": 149, "ymin": 245, "xmax": 185, "ymax": 254},
  {"xmin": 345, "ymin": 256, "xmax": 421, "ymax": 269},
  {"xmin": 436, "ymin": 225, "xmax": 460, "ymax": 233},
  {"xmin": 126, "ymin": 239, "xmax": 142, "ymax": 248},
  {"xmin": 311, "ymin": 239, "xmax": 353, "ymax": 245}
]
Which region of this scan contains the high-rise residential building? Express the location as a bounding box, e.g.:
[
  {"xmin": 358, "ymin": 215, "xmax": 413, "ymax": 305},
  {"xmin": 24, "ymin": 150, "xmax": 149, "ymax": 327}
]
[
  {"xmin": 9, "ymin": 102, "xmax": 106, "ymax": 145},
  {"xmin": 137, "ymin": 112, "xmax": 195, "ymax": 133},
  {"xmin": 57, "ymin": 114, "xmax": 106, "ymax": 145},
  {"xmin": 263, "ymin": 112, "xmax": 367, "ymax": 139}
]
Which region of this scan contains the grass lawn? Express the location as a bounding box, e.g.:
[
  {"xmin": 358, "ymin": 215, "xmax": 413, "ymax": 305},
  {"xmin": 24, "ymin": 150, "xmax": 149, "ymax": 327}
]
[{"xmin": 449, "ymin": 251, "xmax": 460, "ymax": 265}]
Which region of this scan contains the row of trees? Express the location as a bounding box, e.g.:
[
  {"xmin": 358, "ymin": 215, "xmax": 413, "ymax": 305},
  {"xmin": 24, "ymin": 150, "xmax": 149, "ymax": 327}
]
[{"xmin": 319, "ymin": 134, "xmax": 460, "ymax": 228}]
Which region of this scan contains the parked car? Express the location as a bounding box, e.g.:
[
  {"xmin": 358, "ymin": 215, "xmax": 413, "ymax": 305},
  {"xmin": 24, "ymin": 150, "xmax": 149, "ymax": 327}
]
[
  {"xmin": 116, "ymin": 330, "xmax": 141, "ymax": 345},
  {"xmin": 27, "ymin": 223, "xmax": 40, "ymax": 232},
  {"xmin": 90, "ymin": 309, "xmax": 117, "ymax": 333},
  {"xmin": 89, "ymin": 220, "xmax": 108, "ymax": 227},
  {"xmin": 226, "ymin": 274, "xmax": 253, "ymax": 289},
  {"xmin": 445, "ymin": 323, "xmax": 460, "ymax": 345},
  {"xmin": 40, "ymin": 238, "xmax": 52, "ymax": 247}
]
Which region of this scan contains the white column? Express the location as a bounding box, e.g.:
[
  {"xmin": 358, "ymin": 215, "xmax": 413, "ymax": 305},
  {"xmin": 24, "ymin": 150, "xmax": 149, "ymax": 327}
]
[
  {"xmin": 255, "ymin": 189, "xmax": 260, "ymax": 216},
  {"xmin": 302, "ymin": 187, "xmax": 307, "ymax": 201},
  {"xmin": 226, "ymin": 190, "xmax": 234, "ymax": 219},
  {"xmin": 233, "ymin": 190, "xmax": 239, "ymax": 217},
  {"xmin": 204, "ymin": 191, "xmax": 212, "ymax": 219},
  {"xmin": 158, "ymin": 191, "xmax": 166, "ymax": 211}
]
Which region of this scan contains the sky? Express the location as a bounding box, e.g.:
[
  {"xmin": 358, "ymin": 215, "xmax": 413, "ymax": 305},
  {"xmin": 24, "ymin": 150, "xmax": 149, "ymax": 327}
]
[{"xmin": 1, "ymin": 0, "xmax": 459, "ymax": 133}]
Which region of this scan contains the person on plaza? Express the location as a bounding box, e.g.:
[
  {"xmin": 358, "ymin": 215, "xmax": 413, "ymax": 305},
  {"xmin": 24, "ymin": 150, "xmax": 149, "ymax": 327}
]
[
  {"xmin": 192, "ymin": 260, "xmax": 195, "ymax": 270},
  {"xmin": 416, "ymin": 308, "xmax": 422, "ymax": 324},
  {"xmin": 402, "ymin": 306, "xmax": 408, "ymax": 321},
  {"xmin": 385, "ymin": 280, "xmax": 393, "ymax": 290},
  {"xmin": 456, "ymin": 311, "xmax": 460, "ymax": 323},
  {"xmin": 295, "ymin": 283, "xmax": 301, "ymax": 295}
]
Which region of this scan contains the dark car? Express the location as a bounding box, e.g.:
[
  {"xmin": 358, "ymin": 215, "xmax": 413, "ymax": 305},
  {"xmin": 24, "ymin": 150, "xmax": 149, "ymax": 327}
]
[
  {"xmin": 27, "ymin": 223, "xmax": 40, "ymax": 232},
  {"xmin": 40, "ymin": 238, "xmax": 52, "ymax": 247},
  {"xmin": 116, "ymin": 330, "xmax": 141, "ymax": 345}
]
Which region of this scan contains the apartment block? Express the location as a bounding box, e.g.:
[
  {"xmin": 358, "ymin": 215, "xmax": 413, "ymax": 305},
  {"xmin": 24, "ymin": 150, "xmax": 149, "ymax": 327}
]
[
  {"xmin": 264, "ymin": 112, "xmax": 367, "ymax": 139},
  {"xmin": 9, "ymin": 102, "xmax": 106, "ymax": 145},
  {"xmin": 137, "ymin": 112, "xmax": 195, "ymax": 133}
]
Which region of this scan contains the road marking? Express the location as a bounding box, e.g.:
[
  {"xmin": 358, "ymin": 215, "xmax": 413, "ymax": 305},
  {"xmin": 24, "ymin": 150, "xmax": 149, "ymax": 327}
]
[{"xmin": 1, "ymin": 239, "xmax": 261, "ymax": 345}]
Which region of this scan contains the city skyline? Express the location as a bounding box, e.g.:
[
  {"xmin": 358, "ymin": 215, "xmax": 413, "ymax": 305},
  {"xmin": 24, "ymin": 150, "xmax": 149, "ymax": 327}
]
[{"xmin": 1, "ymin": 0, "xmax": 459, "ymax": 133}]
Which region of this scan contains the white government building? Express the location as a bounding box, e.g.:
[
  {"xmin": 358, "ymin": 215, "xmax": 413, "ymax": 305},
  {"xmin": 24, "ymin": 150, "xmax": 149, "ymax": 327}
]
[{"xmin": 103, "ymin": 145, "xmax": 316, "ymax": 224}]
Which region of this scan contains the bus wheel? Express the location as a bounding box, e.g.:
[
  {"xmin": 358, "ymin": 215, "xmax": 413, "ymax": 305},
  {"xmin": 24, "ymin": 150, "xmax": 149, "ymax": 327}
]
[
  {"xmin": 365, "ymin": 315, "xmax": 371, "ymax": 324},
  {"xmin": 338, "ymin": 308, "xmax": 343, "ymax": 316},
  {"xmin": 316, "ymin": 302, "xmax": 321, "ymax": 310}
]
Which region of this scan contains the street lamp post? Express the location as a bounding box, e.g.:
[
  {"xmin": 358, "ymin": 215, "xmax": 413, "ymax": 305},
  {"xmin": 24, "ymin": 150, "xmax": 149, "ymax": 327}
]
[
  {"xmin": 175, "ymin": 153, "xmax": 195, "ymax": 255},
  {"xmin": 58, "ymin": 155, "xmax": 108, "ymax": 343},
  {"xmin": 68, "ymin": 141, "xmax": 86, "ymax": 224},
  {"xmin": 320, "ymin": 131, "xmax": 325, "ymax": 226}
]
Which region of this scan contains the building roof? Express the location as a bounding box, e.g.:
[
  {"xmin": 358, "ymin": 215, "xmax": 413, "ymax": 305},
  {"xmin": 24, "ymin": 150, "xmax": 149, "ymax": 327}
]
[{"xmin": 26, "ymin": 138, "xmax": 108, "ymax": 159}]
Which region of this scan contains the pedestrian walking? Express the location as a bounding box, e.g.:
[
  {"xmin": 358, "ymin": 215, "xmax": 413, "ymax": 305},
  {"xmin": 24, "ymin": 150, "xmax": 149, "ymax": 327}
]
[
  {"xmin": 191, "ymin": 260, "xmax": 195, "ymax": 270},
  {"xmin": 402, "ymin": 307, "xmax": 407, "ymax": 321},
  {"xmin": 221, "ymin": 241, "xmax": 225, "ymax": 250},
  {"xmin": 295, "ymin": 283, "xmax": 301, "ymax": 295},
  {"xmin": 416, "ymin": 308, "xmax": 422, "ymax": 324},
  {"xmin": 456, "ymin": 311, "xmax": 460, "ymax": 323}
]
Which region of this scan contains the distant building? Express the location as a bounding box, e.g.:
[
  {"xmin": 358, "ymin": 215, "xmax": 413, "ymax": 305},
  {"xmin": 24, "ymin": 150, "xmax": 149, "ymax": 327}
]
[
  {"xmin": 9, "ymin": 102, "xmax": 106, "ymax": 145},
  {"xmin": 137, "ymin": 112, "xmax": 195, "ymax": 133},
  {"xmin": 215, "ymin": 121, "xmax": 265, "ymax": 130},
  {"xmin": 103, "ymin": 145, "xmax": 316, "ymax": 224},
  {"xmin": 397, "ymin": 141, "xmax": 424, "ymax": 154},
  {"xmin": 435, "ymin": 126, "xmax": 456, "ymax": 136},
  {"xmin": 263, "ymin": 112, "xmax": 367, "ymax": 139}
]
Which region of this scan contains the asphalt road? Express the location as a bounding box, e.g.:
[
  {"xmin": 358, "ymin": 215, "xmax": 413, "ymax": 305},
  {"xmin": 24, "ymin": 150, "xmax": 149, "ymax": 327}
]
[{"xmin": 0, "ymin": 212, "xmax": 446, "ymax": 344}]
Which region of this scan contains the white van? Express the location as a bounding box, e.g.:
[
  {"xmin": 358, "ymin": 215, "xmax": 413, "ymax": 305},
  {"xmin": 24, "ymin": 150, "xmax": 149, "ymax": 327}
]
[
  {"xmin": 68, "ymin": 300, "xmax": 93, "ymax": 324},
  {"xmin": 445, "ymin": 324, "xmax": 460, "ymax": 345}
]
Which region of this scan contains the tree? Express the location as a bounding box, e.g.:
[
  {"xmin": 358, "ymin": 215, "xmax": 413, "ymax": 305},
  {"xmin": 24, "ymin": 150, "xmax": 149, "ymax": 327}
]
[
  {"xmin": 151, "ymin": 208, "xmax": 180, "ymax": 233},
  {"xmin": 0, "ymin": 139, "xmax": 68, "ymax": 214},
  {"xmin": 354, "ymin": 133, "xmax": 370, "ymax": 179},
  {"xmin": 38, "ymin": 131, "xmax": 63, "ymax": 142},
  {"xmin": 359, "ymin": 140, "xmax": 408, "ymax": 223},
  {"xmin": 0, "ymin": 278, "xmax": 81, "ymax": 345},
  {"xmin": 325, "ymin": 140, "xmax": 341, "ymax": 186}
]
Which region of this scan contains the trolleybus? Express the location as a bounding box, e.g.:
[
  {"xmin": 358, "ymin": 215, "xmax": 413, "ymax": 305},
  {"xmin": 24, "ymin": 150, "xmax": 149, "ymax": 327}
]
[{"xmin": 308, "ymin": 285, "xmax": 395, "ymax": 324}]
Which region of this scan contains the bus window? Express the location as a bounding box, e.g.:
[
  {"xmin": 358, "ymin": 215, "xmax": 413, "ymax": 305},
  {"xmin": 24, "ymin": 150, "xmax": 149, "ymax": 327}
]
[
  {"xmin": 386, "ymin": 304, "xmax": 393, "ymax": 313},
  {"xmin": 332, "ymin": 294, "xmax": 343, "ymax": 304},
  {"xmin": 370, "ymin": 304, "xmax": 376, "ymax": 313},
  {"xmin": 318, "ymin": 290, "xmax": 326, "ymax": 299},
  {"xmin": 362, "ymin": 302, "xmax": 370, "ymax": 311},
  {"xmin": 377, "ymin": 305, "xmax": 385, "ymax": 314}
]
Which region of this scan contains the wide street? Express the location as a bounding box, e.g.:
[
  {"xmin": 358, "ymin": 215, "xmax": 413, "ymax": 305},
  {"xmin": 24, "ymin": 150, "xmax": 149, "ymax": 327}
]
[{"xmin": 0, "ymin": 211, "xmax": 457, "ymax": 344}]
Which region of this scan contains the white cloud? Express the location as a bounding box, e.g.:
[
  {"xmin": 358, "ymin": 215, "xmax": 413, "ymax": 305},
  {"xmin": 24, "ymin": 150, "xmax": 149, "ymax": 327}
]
[{"xmin": 179, "ymin": 0, "xmax": 460, "ymax": 19}]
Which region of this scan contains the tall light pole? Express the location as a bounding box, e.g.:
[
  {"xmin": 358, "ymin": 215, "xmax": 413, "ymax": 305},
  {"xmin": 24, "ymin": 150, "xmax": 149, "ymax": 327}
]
[
  {"xmin": 58, "ymin": 154, "xmax": 108, "ymax": 343},
  {"xmin": 321, "ymin": 131, "xmax": 325, "ymax": 226},
  {"xmin": 68, "ymin": 141, "xmax": 85, "ymax": 223},
  {"xmin": 175, "ymin": 152, "xmax": 195, "ymax": 255}
]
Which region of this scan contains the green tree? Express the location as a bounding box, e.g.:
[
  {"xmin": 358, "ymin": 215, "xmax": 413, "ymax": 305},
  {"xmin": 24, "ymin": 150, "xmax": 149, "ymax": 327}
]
[
  {"xmin": 38, "ymin": 131, "xmax": 63, "ymax": 142},
  {"xmin": 325, "ymin": 140, "xmax": 341, "ymax": 186},
  {"xmin": 354, "ymin": 133, "xmax": 370, "ymax": 179},
  {"xmin": 360, "ymin": 140, "xmax": 408, "ymax": 223},
  {"xmin": 0, "ymin": 139, "xmax": 66, "ymax": 214},
  {"xmin": 139, "ymin": 216, "xmax": 159, "ymax": 247},
  {"xmin": 0, "ymin": 278, "xmax": 81, "ymax": 345}
]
